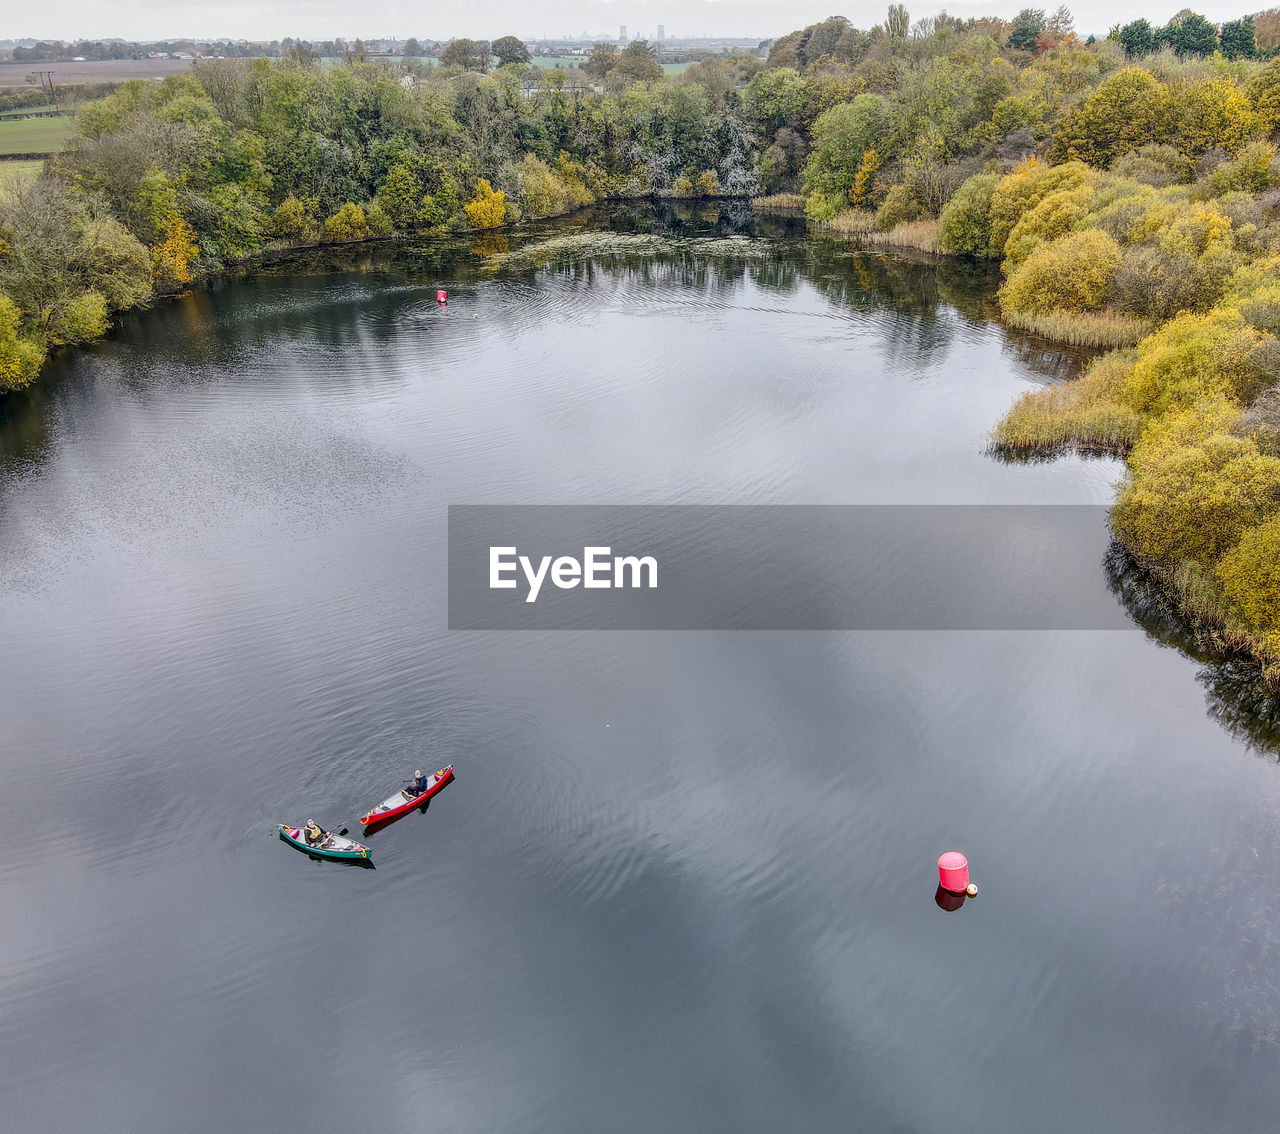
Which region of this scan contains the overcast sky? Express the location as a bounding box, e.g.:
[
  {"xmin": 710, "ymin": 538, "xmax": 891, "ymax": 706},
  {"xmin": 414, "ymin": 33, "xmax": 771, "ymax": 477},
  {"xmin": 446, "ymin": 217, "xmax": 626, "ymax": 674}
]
[{"xmin": 5, "ymin": 1, "xmax": 1263, "ymax": 44}]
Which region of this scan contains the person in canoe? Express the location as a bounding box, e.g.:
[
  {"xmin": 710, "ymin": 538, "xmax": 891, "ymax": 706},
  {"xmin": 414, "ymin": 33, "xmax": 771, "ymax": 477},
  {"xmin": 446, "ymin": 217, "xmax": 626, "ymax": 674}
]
[
  {"xmin": 303, "ymin": 820, "xmax": 329, "ymax": 847},
  {"xmin": 402, "ymin": 771, "xmax": 429, "ymax": 800}
]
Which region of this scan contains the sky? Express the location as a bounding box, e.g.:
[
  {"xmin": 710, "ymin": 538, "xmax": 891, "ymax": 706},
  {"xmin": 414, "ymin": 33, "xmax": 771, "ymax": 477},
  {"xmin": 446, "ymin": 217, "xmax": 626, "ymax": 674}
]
[{"xmin": 4, "ymin": 1, "xmax": 1265, "ymax": 44}]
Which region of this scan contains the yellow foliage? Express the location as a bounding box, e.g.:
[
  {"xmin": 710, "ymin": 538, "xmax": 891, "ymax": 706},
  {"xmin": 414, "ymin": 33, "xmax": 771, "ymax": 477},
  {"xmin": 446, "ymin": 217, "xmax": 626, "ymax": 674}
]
[
  {"xmin": 0, "ymin": 293, "xmax": 46, "ymax": 393},
  {"xmin": 1113, "ymin": 425, "xmax": 1280, "ymax": 566},
  {"xmin": 1157, "ymin": 202, "xmax": 1233, "ymax": 259},
  {"xmin": 150, "ymin": 214, "xmax": 199, "ymax": 290},
  {"xmin": 322, "ymin": 203, "xmax": 373, "ymax": 242},
  {"xmin": 1003, "ymin": 184, "xmax": 1094, "ymax": 268},
  {"xmin": 1122, "ymin": 309, "xmax": 1261, "ymax": 416},
  {"xmin": 1218, "ymin": 516, "xmax": 1280, "ymax": 631},
  {"xmin": 464, "ymin": 179, "xmax": 507, "ymax": 229},
  {"xmin": 1000, "ymin": 229, "xmax": 1122, "ymax": 315},
  {"xmin": 988, "ymin": 158, "xmax": 1089, "ymax": 257}
]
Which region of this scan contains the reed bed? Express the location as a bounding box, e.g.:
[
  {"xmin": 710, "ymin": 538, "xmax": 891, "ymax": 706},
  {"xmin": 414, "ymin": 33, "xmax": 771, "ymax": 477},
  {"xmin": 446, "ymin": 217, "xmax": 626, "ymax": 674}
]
[
  {"xmin": 864, "ymin": 219, "xmax": 942, "ymax": 254},
  {"xmin": 751, "ymin": 193, "xmax": 805, "ymax": 213},
  {"xmin": 1002, "ymin": 308, "xmax": 1153, "ymax": 349},
  {"xmin": 816, "ymin": 208, "xmax": 878, "ymax": 236},
  {"xmin": 992, "ymin": 351, "xmax": 1143, "ymax": 452}
]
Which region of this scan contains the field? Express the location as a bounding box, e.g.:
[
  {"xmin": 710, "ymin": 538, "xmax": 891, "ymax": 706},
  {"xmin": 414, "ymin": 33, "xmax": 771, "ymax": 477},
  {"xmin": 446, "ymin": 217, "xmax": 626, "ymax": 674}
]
[
  {"xmin": 0, "ymin": 159, "xmax": 44, "ymax": 186},
  {"xmin": 0, "ymin": 58, "xmax": 194, "ymax": 89},
  {"xmin": 0, "ymin": 116, "xmax": 76, "ymax": 154},
  {"xmin": 0, "ymin": 104, "xmax": 57, "ymax": 117}
]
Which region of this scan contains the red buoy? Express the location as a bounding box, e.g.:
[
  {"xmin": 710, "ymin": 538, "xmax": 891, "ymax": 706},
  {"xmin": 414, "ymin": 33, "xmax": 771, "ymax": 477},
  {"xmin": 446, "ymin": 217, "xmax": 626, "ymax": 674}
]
[
  {"xmin": 938, "ymin": 851, "xmax": 969, "ymax": 893},
  {"xmin": 436, "ymin": 289, "xmax": 448, "ymax": 304}
]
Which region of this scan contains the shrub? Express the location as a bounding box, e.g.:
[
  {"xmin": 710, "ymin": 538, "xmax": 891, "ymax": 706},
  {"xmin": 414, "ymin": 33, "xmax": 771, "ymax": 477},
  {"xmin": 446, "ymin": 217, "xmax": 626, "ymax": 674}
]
[
  {"xmin": 464, "ymin": 179, "xmax": 507, "ymax": 229},
  {"xmin": 1111, "ymin": 143, "xmax": 1187, "ymax": 188},
  {"xmin": 672, "ymin": 174, "xmax": 695, "ymax": 198},
  {"xmin": 269, "ymin": 196, "xmax": 319, "ymax": 242},
  {"xmin": 1003, "ymin": 185, "xmax": 1094, "ymax": 268},
  {"xmin": 0, "ymin": 293, "xmax": 45, "ymax": 392},
  {"xmin": 47, "ymin": 289, "xmax": 108, "ymax": 346},
  {"xmin": 696, "ymin": 169, "xmax": 721, "ymax": 197},
  {"xmin": 1218, "ymin": 517, "xmax": 1280, "ymax": 631},
  {"xmin": 939, "ymin": 173, "xmax": 1000, "ymax": 258},
  {"xmin": 988, "ymin": 158, "xmax": 1088, "ymax": 257},
  {"xmin": 1122, "ymin": 309, "xmax": 1263, "ymax": 415},
  {"xmin": 1113, "ymin": 423, "xmax": 1280, "ymax": 564},
  {"xmin": 875, "ymin": 183, "xmax": 922, "ymax": 230},
  {"xmin": 150, "ymin": 214, "xmax": 199, "ymax": 289},
  {"xmin": 1113, "ymin": 244, "xmax": 1214, "ymax": 321},
  {"xmin": 322, "ymin": 203, "xmax": 373, "ymax": 242},
  {"xmin": 1208, "ymin": 141, "xmax": 1280, "ymax": 195},
  {"xmin": 1049, "ymin": 68, "xmax": 1173, "ymax": 167},
  {"xmin": 1000, "ymin": 229, "xmax": 1123, "ymax": 315}
]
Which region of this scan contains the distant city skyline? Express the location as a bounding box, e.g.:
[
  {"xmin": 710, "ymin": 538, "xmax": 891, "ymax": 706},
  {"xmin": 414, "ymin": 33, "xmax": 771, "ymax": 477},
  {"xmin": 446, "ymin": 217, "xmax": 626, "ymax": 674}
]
[{"xmin": 5, "ymin": 1, "xmax": 1266, "ymax": 45}]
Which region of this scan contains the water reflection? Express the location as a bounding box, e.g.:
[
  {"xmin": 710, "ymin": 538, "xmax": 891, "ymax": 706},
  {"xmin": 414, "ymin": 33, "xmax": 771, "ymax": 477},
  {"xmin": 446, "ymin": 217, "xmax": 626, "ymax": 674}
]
[{"xmin": 1105, "ymin": 543, "xmax": 1280, "ymax": 758}]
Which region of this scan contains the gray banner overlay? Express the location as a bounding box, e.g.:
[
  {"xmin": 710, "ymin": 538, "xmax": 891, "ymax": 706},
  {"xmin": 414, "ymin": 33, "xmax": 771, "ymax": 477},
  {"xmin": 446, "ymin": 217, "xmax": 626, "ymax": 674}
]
[{"xmin": 448, "ymin": 505, "xmax": 1133, "ymax": 630}]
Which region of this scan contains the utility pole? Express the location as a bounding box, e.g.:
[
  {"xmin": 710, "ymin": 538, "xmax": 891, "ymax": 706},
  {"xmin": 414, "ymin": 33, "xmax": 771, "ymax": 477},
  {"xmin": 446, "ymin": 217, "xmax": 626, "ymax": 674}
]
[{"xmin": 27, "ymin": 70, "xmax": 60, "ymax": 114}]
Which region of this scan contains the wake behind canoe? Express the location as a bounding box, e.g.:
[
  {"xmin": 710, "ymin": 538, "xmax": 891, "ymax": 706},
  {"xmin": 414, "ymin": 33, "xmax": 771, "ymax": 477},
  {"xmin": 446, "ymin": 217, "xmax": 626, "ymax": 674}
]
[{"xmin": 360, "ymin": 765, "xmax": 454, "ymax": 828}]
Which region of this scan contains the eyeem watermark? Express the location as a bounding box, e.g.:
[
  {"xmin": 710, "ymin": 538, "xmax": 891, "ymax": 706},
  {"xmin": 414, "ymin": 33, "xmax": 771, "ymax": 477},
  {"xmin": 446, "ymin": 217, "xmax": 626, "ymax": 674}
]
[
  {"xmin": 490, "ymin": 546, "xmax": 657, "ymax": 603},
  {"xmin": 449, "ymin": 504, "xmax": 1137, "ymax": 631}
]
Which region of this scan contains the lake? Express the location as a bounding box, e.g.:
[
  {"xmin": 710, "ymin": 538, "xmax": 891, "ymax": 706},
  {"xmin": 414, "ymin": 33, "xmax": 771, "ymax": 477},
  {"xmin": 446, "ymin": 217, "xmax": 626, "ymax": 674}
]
[{"xmin": 1, "ymin": 203, "xmax": 1278, "ymax": 1132}]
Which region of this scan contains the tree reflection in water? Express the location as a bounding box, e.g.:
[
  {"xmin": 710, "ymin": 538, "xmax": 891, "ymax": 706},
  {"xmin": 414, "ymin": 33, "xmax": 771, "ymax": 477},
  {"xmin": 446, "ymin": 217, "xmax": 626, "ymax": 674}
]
[{"xmin": 1104, "ymin": 542, "xmax": 1280, "ymax": 758}]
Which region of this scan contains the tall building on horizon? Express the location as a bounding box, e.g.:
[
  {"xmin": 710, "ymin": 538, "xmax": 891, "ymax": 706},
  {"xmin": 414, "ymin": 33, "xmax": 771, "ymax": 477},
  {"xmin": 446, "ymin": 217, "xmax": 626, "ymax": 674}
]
[
  {"xmin": 657, "ymin": 25, "xmax": 665, "ymax": 40},
  {"xmin": 619, "ymin": 25, "xmax": 627, "ymax": 43}
]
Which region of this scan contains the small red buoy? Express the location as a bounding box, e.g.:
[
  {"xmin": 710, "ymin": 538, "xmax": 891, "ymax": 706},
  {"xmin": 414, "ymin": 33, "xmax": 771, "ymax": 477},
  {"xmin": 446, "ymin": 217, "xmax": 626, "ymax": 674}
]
[
  {"xmin": 436, "ymin": 289, "xmax": 448, "ymax": 304},
  {"xmin": 938, "ymin": 851, "xmax": 969, "ymax": 894}
]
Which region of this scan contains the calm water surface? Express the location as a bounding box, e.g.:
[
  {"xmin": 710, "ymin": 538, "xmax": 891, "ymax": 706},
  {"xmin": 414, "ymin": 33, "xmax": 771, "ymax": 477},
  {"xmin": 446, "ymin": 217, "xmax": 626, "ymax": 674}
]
[{"xmin": 2, "ymin": 205, "xmax": 1278, "ymax": 1132}]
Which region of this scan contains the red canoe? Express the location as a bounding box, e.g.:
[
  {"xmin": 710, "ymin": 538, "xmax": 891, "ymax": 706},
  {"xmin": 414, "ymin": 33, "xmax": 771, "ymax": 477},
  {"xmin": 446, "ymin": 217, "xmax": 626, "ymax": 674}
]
[{"xmin": 360, "ymin": 765, "xmax": 454, "ymax": 827}]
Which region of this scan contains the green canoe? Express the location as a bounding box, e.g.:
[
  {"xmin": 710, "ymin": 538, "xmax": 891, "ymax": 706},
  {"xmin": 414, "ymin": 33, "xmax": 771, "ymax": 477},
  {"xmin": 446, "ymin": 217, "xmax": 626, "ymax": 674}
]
[{"xmin": 277, "ymin": 824, "xmax": 372, "ymax": 862}]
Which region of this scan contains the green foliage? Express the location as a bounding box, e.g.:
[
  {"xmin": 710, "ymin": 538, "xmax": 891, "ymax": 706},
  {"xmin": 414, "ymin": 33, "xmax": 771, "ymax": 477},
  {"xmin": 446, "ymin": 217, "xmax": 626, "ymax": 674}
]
[
  {"xmin": 492, "ymin": 37, "xmax": 531, "ymax": 67},
  {"xmin": 269, "ymin": 196, "xmax": 319, "ymax": 241},
  {"xmin": 875, "ymin": 183, "xmax": 922, "ymax": 230},
  {"xmin": 322, "ymin": 203, "xmax": 373, "ymax": 242},
  {"xmin": 803, "ymin": 94, "xmax": 887, "ymax": 204},
  {"xmin": 441, "ymin": 39, "xmax": 491, "ymax": 73},
  {"xmin": 1007, "ymin": 9, "xmax": 1047, "ymax": 51},
  {"xmin": 1163, "ymin": 12, "xmax": 1219, "ymax": 58},
  {"xmin": 1249, "ymin": 56, "xmax": 1280, "ymax": 134},
  {"xmin": 1000, "ymin": 229, "xmax": 1123, "ymax": 314},
  {"xmin": 1118, "ymin": 19, "xmax": 1156, "ymax": 57},
  {"xmin": 1220, "ymin": 17, "xmax": 1259, "ymax": 61},
  {"xmin": 47, "ymin": 289, "xmax": 108, "ymax": 346},
  {"xmin": 939, "ymin": 173, "xmax": 1000, "ymax": 257},
  {"xmin": 1050, "ymin": 68, "xmax": 1173, "ymax": 166}
]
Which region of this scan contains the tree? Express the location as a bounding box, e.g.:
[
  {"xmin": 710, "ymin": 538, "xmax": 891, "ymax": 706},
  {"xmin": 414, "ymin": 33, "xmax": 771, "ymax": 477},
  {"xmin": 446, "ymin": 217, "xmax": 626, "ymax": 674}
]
[
  {"xmin": 583, "ymin": 42, "xmax": 619, "ymax": 80},
  {"xmin": 1117, "ymin": 19, "xmax": 1155, "ymax": 56},
  {"xmin": 492, "ymin": 36, "xmax": 530, "ymax": 67},
  {"xmin": 403, "ymin": 38, "xmax": 423, "ymax": 58},
  {"xmin": 441, "ymin": 38, "xmax": 491, "ymax": 72},
  {"xmin": 939, "ymin": 172, "xmax": 1000, "ymax": 257},
  {"xmin": 1008, "ymin": 9, "xmax": 1048, "ymax": 51},
  {"xmin": 1165, "ymin": 12, "xmax": 1218, "ymax": 57},
  {"xmin": 886, "ymin": 4, "xmax": 910, "ymax": 42},
  {"xmin": 617, "ymin": 40, "xmax": 662, "ymax": 83},
  {"xmin": 1220, "ymin": 17, "xmax": 1258, "ymax": 61}
]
